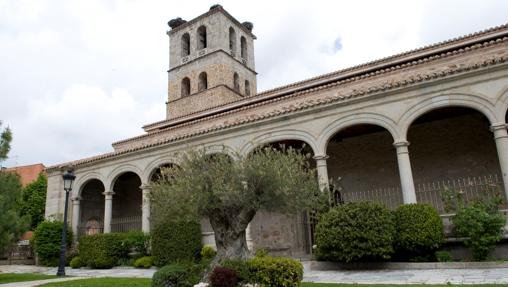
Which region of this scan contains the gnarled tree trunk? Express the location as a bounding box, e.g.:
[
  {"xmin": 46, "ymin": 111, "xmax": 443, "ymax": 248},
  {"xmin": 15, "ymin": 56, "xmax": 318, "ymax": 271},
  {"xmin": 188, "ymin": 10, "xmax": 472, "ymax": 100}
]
[{"xmin": 209, "ymin": 207, "xmax": 256, "ymax": 261}]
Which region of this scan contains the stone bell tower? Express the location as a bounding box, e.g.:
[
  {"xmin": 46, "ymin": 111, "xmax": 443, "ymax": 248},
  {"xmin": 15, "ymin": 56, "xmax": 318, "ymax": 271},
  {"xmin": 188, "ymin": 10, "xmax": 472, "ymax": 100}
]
[{"xmin": 166, "ymin": 5, "xmax": 257, "ymax": 119}]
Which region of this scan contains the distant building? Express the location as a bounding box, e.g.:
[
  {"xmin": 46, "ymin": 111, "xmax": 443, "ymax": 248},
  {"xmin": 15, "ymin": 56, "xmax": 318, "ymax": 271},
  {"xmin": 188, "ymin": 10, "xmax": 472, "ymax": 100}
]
[{"xmin": 4, "ymin": 163, "xmax": 45, "ymax": 186}]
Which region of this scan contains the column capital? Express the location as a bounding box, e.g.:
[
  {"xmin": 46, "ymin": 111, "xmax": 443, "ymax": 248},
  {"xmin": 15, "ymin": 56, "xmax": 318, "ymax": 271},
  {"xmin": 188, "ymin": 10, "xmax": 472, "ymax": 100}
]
[
  {"xmin": 313, "ymin": 154, "xmax": 329, "ymax": 161},
  {"xmin": 393, "ymin": 140, "xmax": 410, "ymax": 148},
  {"xmin": 71, "ymin": 196, "xmax": 82, "ymax": 203},
  {"xmin": 103, "ymin": 190, "xmax": 115, "ymax": 197},
  {"xmin": 490, "ymin": 123, "xmax": 508, "ymax": 132},
  {"xmin": 140, "ymin": 184, "xmax": 153, "ymax": 191}
]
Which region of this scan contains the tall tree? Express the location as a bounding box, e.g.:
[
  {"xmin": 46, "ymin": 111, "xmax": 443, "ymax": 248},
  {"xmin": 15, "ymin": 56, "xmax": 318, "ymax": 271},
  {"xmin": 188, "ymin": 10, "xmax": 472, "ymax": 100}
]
[
  {"xmin": 0, "ymin": 123, "xmax": 29, "ymax": 254},
  {"xmin": 0, "ymin": 172, "xmax": 29, "ymax": 254},
  {"xmin": 0, "ymin": 121, "xmax": 12, "ymax": 163},
  {"xmin": 151, "ymin": 147, "xmax": 326, "ymax": 261},
  {"xmin": 20, "ymin": 173, "xmax": 48, "ymax": 229}
]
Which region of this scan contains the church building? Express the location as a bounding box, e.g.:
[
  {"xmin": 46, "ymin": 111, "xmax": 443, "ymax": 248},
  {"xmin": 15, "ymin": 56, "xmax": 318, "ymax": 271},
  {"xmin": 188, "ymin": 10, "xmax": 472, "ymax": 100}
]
[{"xmin": 45, "ymin": 5, "xmax": 508, "ymax": 257}]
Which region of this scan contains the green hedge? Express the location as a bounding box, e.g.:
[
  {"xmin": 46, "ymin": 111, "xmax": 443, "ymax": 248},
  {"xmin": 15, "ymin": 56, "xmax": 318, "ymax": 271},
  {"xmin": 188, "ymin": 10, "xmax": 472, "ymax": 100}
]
[
  {"xmin": 248, "ymin": 255, "xmax": 303, "ymax": 287},
  {"xmin": 32, "ymin": 220, "xmax": 72, "ymax": 266},
  {"xmin": 133, "ymin": 256, "xmax": 153, "ymax": 268},
  {"xmin": 393, "ymin": 203, "xmax": 444, "ymax": 260},
  {"xmin": 151, "ymin": 262, "xmax": 200, "ymax": 287},
  {"xmin": 79, "ymin": 233, "xmax": 129, "ymax": 269},
  {"xmin": 151, "ymin": 219, "xmax": 202, "ymax": 266},
  {"xmin": 453, "ymin": 201, "xmax": 506, "ymax": 261},
  {"xmin": 315, "ymin": 201, "xmax": 395, "ymax": 262}
]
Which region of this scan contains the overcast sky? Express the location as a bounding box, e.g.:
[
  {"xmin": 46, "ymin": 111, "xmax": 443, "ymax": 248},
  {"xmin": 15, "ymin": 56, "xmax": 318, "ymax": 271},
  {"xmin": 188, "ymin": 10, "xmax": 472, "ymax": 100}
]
[{"xmin": 1, "ymin": 0, "xmax": 507, "ymax": 168}]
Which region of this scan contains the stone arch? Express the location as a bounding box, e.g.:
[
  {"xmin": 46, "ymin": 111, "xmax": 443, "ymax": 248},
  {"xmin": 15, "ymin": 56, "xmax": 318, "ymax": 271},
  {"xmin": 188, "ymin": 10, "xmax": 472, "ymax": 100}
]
[
  {"xmin": 494, "ymin": 84, "xmax": 508, "ymax": 123},
  {"xmin": 181, "ymin": 33, "xmax": 190, "ymax": 56},
  {"xmin": 399, "ymin": 93, "xmax": 498, "ymax": 139},
  {"xmin": 229, "ymin": 27, "xmax": 236, "ymax": 56},
  {"xmin": 203, "ymin": 144, "xmax": 238, "ymax": 160},
  {"xmin": 142, "ymin": 156, "xmax": 180, "ymax": 184},
  {"xmin": 75, "ymin": 172, "xmax": 105, "ymax": 198},
  {"xmin": 198, "ymin": 72, "xmax": 208, "ymax": 91},
  {"xmin": 106, "ymin": 164, "xmax": 143, "ymax": 192},
  {"xmin": 197, "ymin": 25, "xmax": 207, "ymax": 50},
  {"xmin": 317, "ymin": 113, "xmax": 399, "ymax": 155},
  {"xmin": 240, "ymin": 129, "xmax": 319, "ymax": 156}
]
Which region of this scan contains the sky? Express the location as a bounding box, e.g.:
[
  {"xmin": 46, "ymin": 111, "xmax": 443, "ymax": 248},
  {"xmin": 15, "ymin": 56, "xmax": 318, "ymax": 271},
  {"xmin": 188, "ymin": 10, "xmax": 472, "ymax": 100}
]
[{"xmin": 1, "ymin": 0, "xmax": 508, "ymax": 167}]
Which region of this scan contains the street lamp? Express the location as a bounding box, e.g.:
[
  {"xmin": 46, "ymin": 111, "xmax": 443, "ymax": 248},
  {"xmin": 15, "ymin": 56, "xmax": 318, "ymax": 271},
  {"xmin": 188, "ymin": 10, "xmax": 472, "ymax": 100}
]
[{"xmin": 57, "ymin": 169, "xmax": 76, "ymax": 276}]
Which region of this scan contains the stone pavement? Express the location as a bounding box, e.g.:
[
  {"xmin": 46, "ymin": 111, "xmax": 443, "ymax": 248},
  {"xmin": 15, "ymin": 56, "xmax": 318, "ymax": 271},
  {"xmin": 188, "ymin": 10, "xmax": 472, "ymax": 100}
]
[{"xmin": 2, "ymin": 264, "xmax": 508, "ymax": 285}]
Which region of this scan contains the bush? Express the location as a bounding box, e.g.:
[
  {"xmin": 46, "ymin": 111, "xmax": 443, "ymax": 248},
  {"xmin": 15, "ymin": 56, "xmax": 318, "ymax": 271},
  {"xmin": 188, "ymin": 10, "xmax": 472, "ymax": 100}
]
[
  {"xmin": 315, "ymin": 201, "xmax": 395, "ymax": 262},
  {"xmin": 220, "ymin": 259, "xmax": 251, "ymax": 283},
  {"xmin": 248, "ymin": 256, "xmax": 303, "ymax": 287},
  {"xmin": 70, "ymin": 256, "xmax": 83, "ymax": 268},
  {"xmin": 151, "ymin": 219, "xmax": 202, "ymax": 266},
  {"xmin": 435, "ymin": 251, "xmax": 453, "ymax": 262},
  {"xmin": 79, "ymin": 233, "xmax": 129, "ymax": 269},
  {"xmin": 151, "ymin": 262, "xmax": 200, "ymax": 287},
  {"xmin": 210, "ymin": 267, "xmax": 237, "ymax": 287},
  {"xmin": 124, "ymin": 231, "xmax": 151, "ymax": 256},
  {"xmin": 134, "ymin": 256, "xmax": 153, "ymax": 268},
  {"xmin": 453, "ymin": 201, "xmax": 506, "ymax": 261},
  {"xmin": 200, "ymin": 245, "xmax": 216, "ymax": 259},
  {"xmin": 32, "ymin": 220, "xmax": 72, "ymax": 266},
  {"xmin": 393, "ymin": 203, "xmax": 444, "ymax": 260}
]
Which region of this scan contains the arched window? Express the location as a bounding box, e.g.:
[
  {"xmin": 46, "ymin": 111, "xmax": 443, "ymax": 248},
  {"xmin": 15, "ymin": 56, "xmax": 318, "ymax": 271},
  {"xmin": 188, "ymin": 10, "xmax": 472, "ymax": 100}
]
[
  {"xmin": 240, "ymin": 36, "xmax": 247, "ymax": 59},
  {"xmin": 198, "ymin": 72, "xmax": 208, "ymax": 92},
  {"xmin": 233, "ymin": 73, "xmax": 240, "ymax": 92},
  {"xmin": 197, "ymin": 26, "xmax": 207, "ymax": 50},
  {"xmin": 245, "ymin": 80, "xmax": 250, "ymax": 96},
  {"xmin": 229, "ymin": 27, "xmax": 236, "ymax": 56},
  {"xmin": 181, "ymin": 77, "xmax": 191, "ymax": 97},
  {"xmin": 181, "ymin": 33, "xmax": 190, "ymax": 57}
]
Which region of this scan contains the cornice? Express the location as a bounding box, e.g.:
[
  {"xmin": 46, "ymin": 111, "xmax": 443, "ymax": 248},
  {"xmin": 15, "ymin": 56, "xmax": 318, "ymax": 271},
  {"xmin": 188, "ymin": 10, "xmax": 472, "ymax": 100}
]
[{"xmin": 46, "ymin": 30, "xmax": 508, "ymax": 172}]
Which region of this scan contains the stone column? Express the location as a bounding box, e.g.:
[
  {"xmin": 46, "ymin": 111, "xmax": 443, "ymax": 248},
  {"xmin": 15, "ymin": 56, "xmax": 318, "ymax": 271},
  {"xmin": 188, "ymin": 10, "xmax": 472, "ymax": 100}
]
[
  {"xmin": 140, "ymin": 184, "xmax": 152, "ymax": 233},
  {"xmin": 313, "ymin": 155, "xmax": 330, "ymax": 192},
  {"xmin": 393, "ymin": 141, "xmax": 417, "ymax": 204},
  {"xmin": 71, "ymin": 196, "xmax": 81, "ymax": 240},
  {"xmin": 491, "ymin": 123, "xmax": 508, "ymax": 199},
  {"xmin": 103, "ymin": 191, "xmax": 115, "ymax": 233}
]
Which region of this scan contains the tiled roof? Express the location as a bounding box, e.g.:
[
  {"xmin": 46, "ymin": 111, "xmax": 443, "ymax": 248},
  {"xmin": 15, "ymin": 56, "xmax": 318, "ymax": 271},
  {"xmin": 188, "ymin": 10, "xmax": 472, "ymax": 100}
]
[{"xmin": 46, "ymin": 24, "xmax": 508, "ymax": 172}]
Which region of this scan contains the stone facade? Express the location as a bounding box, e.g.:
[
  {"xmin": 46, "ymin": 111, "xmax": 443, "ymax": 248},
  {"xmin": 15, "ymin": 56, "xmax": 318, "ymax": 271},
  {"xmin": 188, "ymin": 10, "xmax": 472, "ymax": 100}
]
[{"xmin": 45, "ymin": 6, "xmax": 508, "ymax": 256}]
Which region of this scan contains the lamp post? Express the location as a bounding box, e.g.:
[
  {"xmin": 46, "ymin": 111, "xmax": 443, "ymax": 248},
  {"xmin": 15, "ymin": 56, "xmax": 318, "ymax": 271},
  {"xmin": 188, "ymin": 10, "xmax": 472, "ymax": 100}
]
[{"xmin": 56, "ymin": 169, "xmax": 76, "ymax": 276}]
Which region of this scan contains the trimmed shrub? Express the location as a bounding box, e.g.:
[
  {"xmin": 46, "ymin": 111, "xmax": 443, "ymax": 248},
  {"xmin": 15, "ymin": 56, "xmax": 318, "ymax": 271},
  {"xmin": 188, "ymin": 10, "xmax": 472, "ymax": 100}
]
[
  {"xmin": 151, "ymin": 219, "xmax": 202, "ymax": 266},
  {"xmin": 220, "ymin": 259, "xmax": 251, "ymax": 283},
  {"xmin": 435, "ymin": 250, "xmax": 453, "ymax": 262},
  {"xmin": 134, "ymin": 256, "xmax": 153, "ymax": 268},
  {"xmin": 124, "ymin": 231, "xmax": 151, "ymax": 256},
  {"xmin": 32, "ymin": 220, "xmax": 72, "ymax": 266},
  {"xmin": 453, "ymin": 201, "xmax": 506, "ymax": 261},
  {"xmin": 315, "ymin": 201, "xmax": 395, "ymax": 262},
  {"xmin": 70, "ymin": 256, "xmax": 83, "ymax": 269},
  {"xmin": 248, "ymin": 256, "xmax": 303, "ymax": 287},
  {"xmin": 210, "ymin": 267, "xmax": 237, "ymax": 287},
  {"xmin": 200, "ymin": 245, "xmax": 217, "ymax": 260},
  {"xmin": 151, "ymin": 262, "xmax": 200, "ymax": 287},
  {"xmin": 394, "ymin": 203, "xmax": 444, "ymax": 260},
  {"xmin": 79, "ymin": 233, "xmax": 129, "ymax": 269}
]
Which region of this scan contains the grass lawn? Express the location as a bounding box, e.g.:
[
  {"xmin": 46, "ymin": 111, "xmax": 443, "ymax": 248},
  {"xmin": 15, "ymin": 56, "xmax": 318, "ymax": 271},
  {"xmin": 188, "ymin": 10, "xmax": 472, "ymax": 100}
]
[
  {"xmin": 0, "ymin": 273, "xmax": 57, "ymax": 284},
  {"xmin": 37, "ymin": 277, "xmax": 151, "ymax": 287},
  {"xmin": 34, "ymin": 279, "xmax": 508, "ymax": 287},
  {"xmin": 301, "ymin": 285, "xmax": 508, "ymax": 287}
]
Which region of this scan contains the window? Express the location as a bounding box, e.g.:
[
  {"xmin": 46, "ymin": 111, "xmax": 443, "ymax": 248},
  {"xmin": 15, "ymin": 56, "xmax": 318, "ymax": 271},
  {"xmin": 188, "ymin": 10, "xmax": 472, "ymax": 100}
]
[
  {"xmin": 240, "ymin": 36, "xmax": 247, "ymax": 60},
  {"xmin": 198, "ymin": 72, "xmax": 208, "ymax": 92},
  {"xmin": 181, "ymin": 77, "xmax": 191, "ymax": 97},
  {"xmin": 233, "ymin": 73, "xmax": 240, "ymax": 92},
  {"xmin": 245, "ymin": 80, "xmax": 250, "ymax": 96},
  {"xmin": 181, "ymin": 33, "xmax": 190, "ymax": 57},
  {"xmin": 229, "ymin": 27, "xmax": 236, "ymax": 56},
  {"xmin": 197, "ymin": 26, "xmax": 207, "ymax": 50}
]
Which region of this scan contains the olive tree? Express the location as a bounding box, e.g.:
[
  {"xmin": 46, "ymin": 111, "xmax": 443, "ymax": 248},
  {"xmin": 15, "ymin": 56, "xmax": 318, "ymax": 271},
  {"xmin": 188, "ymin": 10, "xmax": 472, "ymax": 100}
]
[{"xmin": 151, "ymin": 147, "xmax": 325, "ymax": 260}]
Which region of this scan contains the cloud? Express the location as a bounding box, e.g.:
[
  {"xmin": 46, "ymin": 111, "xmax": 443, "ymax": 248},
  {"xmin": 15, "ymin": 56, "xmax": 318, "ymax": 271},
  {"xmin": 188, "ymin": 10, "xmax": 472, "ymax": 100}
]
[
  {"xmin": 1, "ymin": 0, "xmax": 508, "ymax": 167},
  {"xmin": 5, "ymin": 84, "xmax": 162, "ymax": 166}
]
